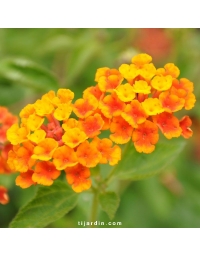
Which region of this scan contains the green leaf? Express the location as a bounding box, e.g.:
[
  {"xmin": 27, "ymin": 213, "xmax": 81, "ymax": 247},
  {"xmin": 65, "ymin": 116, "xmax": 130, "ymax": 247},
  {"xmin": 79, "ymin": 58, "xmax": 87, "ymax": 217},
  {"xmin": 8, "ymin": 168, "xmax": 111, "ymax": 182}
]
[
  {"xmin": 113, "ymin": 138, "xmax": 186, "ymax": 181},
  {"xmin": 0, "ymin": 82, "xmax": 25, "ymax": 106},
  {"xmin": 9, "ymin": 181, "xmax": 78, "ymax": 228},
  {"xmin": 0, "ymin": 58, "xmax": 59, "ymax": 92},
  {"xmin": 99, "ymin": 192, "xmax": 120, "ymax": 220}
]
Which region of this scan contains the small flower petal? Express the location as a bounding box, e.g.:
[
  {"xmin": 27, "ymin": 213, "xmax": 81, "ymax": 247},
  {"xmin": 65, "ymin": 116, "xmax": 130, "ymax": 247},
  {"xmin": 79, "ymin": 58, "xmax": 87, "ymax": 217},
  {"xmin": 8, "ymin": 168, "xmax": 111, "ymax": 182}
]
[
  {"xmin": 65, "ymin": 163, "xmax": 91, "ymax": 193},
  {"xmin": 76, "ymin": 141, "xmax": 101, "ymax": 168},
  {"xmin": 53, "ymin": 145, "xmax": 78, "ymax": 170},
  {"xmin": 132, "ymin": 120, "xmax": 159, "ymax": 153},
  {"xmin": 31, "ymin": 138, "xmax": 58, "ymax": 161},
  {"xmin": 32, "ymin": 161, "xmax": 60, "ymax": 186},
  {"xmin": 153, "ymin": 112, "xmax": 182, "ymax": 139},
  {"xmin": 179, "ymin": 116, "xmax": 193, "ymax": 139}
]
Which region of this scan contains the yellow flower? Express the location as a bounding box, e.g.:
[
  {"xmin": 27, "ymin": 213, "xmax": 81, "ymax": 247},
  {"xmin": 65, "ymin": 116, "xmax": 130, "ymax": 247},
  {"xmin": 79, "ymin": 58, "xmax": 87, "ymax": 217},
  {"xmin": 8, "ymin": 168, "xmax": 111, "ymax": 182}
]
[
  {"xmin": 131, "ymin": 53, "xmax": 152, "ymax": 66},
  {"xmin": 54, "ymin": 103, "xmax": 72, "ymax": 121},
  {"xmin": 132, "ymin": 80, "xmax": 151, "ymax": 94},
  {"xmin": 34, "ymin": 99, "xmax": 54, "ymax": 116},
  {"xmin": 28, "ymin": 129, "xmax": 46, "ymax": 144},
  {"xmin": 114, "ymin": 83, "xmax": 135, "ymax": 102},
  {"xmin": 142, "ymin": 98, "xmax": 164, "ymax": 115},
  {"xmin": 151, "ymin": 75, "xmax": 173, "ymax": 91},
  {"xmin": 31, "ymin": 138, "xmax": 58, "ymax": 161},
  {"xmin": 6, "ymin": 124, "xmax": 29, "ymax": 145}
]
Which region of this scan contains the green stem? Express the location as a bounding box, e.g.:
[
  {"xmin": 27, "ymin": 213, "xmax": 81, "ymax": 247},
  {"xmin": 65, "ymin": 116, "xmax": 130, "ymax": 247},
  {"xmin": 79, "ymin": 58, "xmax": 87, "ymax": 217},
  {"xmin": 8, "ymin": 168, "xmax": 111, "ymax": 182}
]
[{"xmin": 90, "ymin": 188, "xmax": 99, "ymax": 228}]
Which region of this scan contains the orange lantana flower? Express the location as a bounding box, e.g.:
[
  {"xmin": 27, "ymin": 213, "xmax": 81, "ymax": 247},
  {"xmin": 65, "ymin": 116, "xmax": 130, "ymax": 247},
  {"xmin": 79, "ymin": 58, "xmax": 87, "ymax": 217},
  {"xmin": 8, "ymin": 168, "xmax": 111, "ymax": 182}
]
[
  {"xmin": 91, "ymin": 137, "xmax": 121, "ymax": 166},
  {"xmin": 83, "ymin": 85, "xmax": 103, "ymax": 101},
  {"xmin": 110, "ymin": 116, "xmax": 133, "ymax": 144},
  {"xmin": 156, "ymin": 63, "xmax": 180, "ymax": 78},
  {"xmin": 78, "ymin": 113, "xmax": 104, "ymax": 138},
  {"xmin": 32, "ymin": 161, "xmax": 60, "ymax": 186},
  {"xmin": 98, "ymin": 72, "xmax": 123, "ymax": 92},
  {"xmin": 121, "ymin": 100, "xmax": 147, "ymax": 128},
  {"xmin": 159, "ymin": 91, "xmax": 185, "ymax": 113},
  {"xmin": 73, "ymin": 94, "xmax": 98, "ymax": 119},
  {"xmin": 132, "ymin": 120, "xmax": 159, "ymax": 153},
  {"xmin": 65, "ymin": 163, "xmax": 91, "ymax": 193},
  {"xmin": 53, "ymin": 145, "xmax": 78, "ymax": 170},
  {"xmin": 7, "ymin": 142, "xmax": 35, "ymax": 173},
  {"xmin": 31, "ymin": 138, "xmax": 58, "ymax": 161},
  {"xmin": 99, "ymin": 92, "xmax": 125, "ymax": 118},
  {"xmin": 5, "ymin": 53, "xmax": 196, "ymax": 194},
  {"xmin": 179, "ymin": 116, "xmax": 193, "ymax": 139},
  {"xmin": 153, "ymin": 112, "xmax": 182, "ymax": 139},
  {"xmin": 16, "ymin": 170, "xmax": 36, "ymax": 188},
  {"xmin": 76, "ymin": 141, "xmax": 101, "ymax": 168}
]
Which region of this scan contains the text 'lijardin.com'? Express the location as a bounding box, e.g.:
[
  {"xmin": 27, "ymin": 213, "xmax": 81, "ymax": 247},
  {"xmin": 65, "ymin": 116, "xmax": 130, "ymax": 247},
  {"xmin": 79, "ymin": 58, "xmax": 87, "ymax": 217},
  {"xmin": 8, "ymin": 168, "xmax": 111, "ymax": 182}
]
[{"xmin": 78, "ymin": 221, "xmax": 122, "ymax": 227}]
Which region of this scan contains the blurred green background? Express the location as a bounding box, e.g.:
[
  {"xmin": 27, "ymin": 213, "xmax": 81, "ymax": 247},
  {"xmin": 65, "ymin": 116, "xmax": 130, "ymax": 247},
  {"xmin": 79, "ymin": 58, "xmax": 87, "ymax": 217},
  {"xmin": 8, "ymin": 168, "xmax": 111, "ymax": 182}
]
[{"xmin": 0, "ymin": 28, "xmax": 200, "ymax": 228}]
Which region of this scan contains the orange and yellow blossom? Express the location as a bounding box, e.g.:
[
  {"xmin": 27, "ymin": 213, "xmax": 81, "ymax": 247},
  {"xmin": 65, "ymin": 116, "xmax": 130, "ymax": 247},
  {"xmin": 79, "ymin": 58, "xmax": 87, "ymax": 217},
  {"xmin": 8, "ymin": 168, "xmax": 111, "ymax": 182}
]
[
  {"xmin": 109, "ymin": 116, "xmax": 133, "ymax": 144},
  {"xmin": 91, "ymin": 137, "xmax": 121, "ymax": 166},
  {"xmin": 6, "ymin": 53, "xmax": 196, "ymax": 194},
  {"xmin": 99, "ymin": 92, "xmax": 125, "ymax": 118},
  {"xmin": 132, "ymin": 120, "xmax": 159, "ymax": 154},
  {"xmin": 153, "ymin": 112, "xmax": 182, "ymax": 139},
  {"xmin": 65, "ymin": 164, "xmax": 92, "ymax": 193}
]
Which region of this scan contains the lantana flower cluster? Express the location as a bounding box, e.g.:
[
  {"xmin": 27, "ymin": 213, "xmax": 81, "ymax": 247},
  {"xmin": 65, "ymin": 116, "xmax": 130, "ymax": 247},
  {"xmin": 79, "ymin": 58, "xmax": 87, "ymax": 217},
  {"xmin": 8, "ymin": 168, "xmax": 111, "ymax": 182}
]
[
  {"xmin": 0, "ymin": 107, "xmax": 18, "ymax": 204},
  {"xmin": 6, "ymin": 53, "xmax": 196, "ymax": 193}
]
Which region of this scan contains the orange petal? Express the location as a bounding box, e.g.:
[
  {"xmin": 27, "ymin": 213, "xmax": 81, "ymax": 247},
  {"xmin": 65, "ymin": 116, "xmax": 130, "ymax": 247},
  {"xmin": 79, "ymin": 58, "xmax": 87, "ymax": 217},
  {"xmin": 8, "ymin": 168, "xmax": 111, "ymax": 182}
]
[
  {"xmin": 65, "ymin": 163, "xmax": 91, "ymax": 193},
  {"xmin": 184, "ymin": 93, "xmax": 196, "ymax": 110},
  {"xmin": 121, "ymin": 100, "xmax": 147, "ymax": 128},
  {"xmin": 99, "ymin": 92, "xmax": 125, "ymax": 118},
  {"xmin": 31, "ymin": 138, "xmax": 58, "ymax": 161},
  {"xmin": 159, "ymin": 91, "xmax": 185, "ymax": 112},
  {"xmin": 179, "ymin": 116, "xmax": 193, "ymax": 139},
  {"xmin": 98, "ymin": 73, "xmax": 123, "ymax": 92},
  {"xmin": 73, "ymin": 95, "xmax": 98, "ymax": 119},
  {"xmin": 153, "ymin": 112, "xmax": 182, "ymax": 139},
  {"xmin": 83, "ymin": 85, "xmax": 104, "ymax": 101},
  {"xmin": 91, "ymin": 137, "xmax": 121, "ymax": 165},
  {"xmin": 110, "ymin": 116, "xmax": 133, "ymax": 144},
  {"xmin": 78, "ymin": 113, "xmax": 104, "ymax": 138},
  {"xmin": 32, "ymin": 161, "xmax": 60, "ymax": 186},
  {"xmin": 132, "ymin": 120, "xmax": 159, "ymax": 153},
  {"xmin": 15, "ymin": 170, "xmax": 36, "ymax": 188},
  {"xmin": 53, "ymin": 145, "xmax": 78, "ymax": 170},
  {"xmin": 76, "ymin": 141, "xmax": 101, "ymax": 167}
]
